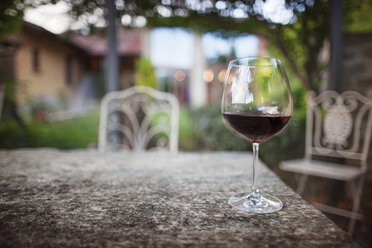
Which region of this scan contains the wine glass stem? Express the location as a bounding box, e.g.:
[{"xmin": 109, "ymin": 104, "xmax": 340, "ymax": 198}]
[{"xmin": 251, "ymin": 142, "xmax": 260, "ymax": 197}]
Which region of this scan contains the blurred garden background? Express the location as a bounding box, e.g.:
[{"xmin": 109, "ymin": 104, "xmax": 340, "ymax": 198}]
[{"xmin": 1, "ymin": 0, "xmax": 372, "ymax": 246}]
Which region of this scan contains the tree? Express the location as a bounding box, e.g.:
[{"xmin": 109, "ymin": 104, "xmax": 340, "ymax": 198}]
[
  {"xmin": 97, "ymin": 0, "xmax": 370, "ymax": 92},
  {"xmin": 0, "ymin": 0, "xmax": 30, "ymax": 127},
  {"xmin": 139, "ymin": 0, "xmax": 330, "ymax": 92},
  {"xmin": 2, "ymin": 0, "xmax": 372, "ymax": 92},
  {"xmin": 0, "ymin": 0, "xmax": 25, "ymax": 42},
  {"xmin": 65, "ymin": 0, "xmax": 331, "ymax": 92}
]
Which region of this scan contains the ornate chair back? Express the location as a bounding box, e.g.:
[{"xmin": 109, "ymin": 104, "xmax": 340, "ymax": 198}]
[
  {"xmin": 99, "ymin": 86, "xmax": 179, "ymax": 152},
  {"xmin": 306, "ymin": 90, "xmax": 372, "ymax": 171}
]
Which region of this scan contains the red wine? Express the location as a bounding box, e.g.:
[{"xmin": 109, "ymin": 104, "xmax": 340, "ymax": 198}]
[{"xmin": 223, "ymin": 112, "xmax": 291, "ymax": 143}]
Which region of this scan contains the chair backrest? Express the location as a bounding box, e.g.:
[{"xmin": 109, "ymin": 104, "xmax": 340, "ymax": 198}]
[
  {"xmin": 99, "ymin": 86, "xmax": 179, "ymax": 153},
  {"xmin": 306, "ymin": 90, "xmax": 372, "ymax": 171}
]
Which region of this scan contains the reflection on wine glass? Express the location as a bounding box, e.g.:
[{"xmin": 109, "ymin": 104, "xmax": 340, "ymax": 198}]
[{"xmin": 221, "ymin": 57, "xmax": 293, "ymax": 213}]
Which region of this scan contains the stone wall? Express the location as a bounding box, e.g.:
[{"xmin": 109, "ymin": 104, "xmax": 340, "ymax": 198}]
[
  {"xmin": 342, "ymin": 33, "xmax": 372, "ymax": 175},
  {"xmin": 342, "ymin": 33, "xmax": 372, "ymax": 97}
]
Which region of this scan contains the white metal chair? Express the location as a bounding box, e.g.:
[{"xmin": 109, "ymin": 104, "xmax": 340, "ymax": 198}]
[
  {"xmin": 280, "ymin": 90, "xmax": 372, "ymax": 235},
  {"xmin": 99, "ymin": 86, "xmax": 179, "ymax": 153}
]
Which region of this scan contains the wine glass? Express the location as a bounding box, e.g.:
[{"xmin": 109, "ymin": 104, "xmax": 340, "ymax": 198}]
[{"xmin": 221, "ymin": 57, "xmax": 293, "ymax": 213}]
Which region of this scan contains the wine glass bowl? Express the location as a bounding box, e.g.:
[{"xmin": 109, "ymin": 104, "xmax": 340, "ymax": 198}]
[{"xmin": 222, "ymin": 57, "xmax": 293, "ymax": 213}]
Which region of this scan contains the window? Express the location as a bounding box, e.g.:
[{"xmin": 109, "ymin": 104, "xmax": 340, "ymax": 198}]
[
  {"xmin": 65, "ymin": 55, "xmax": 72, "ymax": 85},
  {"xmin": 32, "ymin": 48, "xmax": 40, "ymax": 72}
]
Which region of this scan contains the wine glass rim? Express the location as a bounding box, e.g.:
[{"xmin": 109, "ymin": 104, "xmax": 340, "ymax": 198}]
[{"xmin": 229, "ymin": 56, "xmax": 281, "ymax": 68}]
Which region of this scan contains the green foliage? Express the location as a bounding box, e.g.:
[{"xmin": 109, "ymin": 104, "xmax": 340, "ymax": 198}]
[
  {"xmin": 0, "ymin": 79, "xmax": 27, "ymax": 128},
  {"xmin": 263, "ymin": 0, "xmax": 329, "ymax": 92},
  {"xmin": 3, "ymin": 80, "xmax": 16, "ymax": 105},
  {"xmin": 343, "ymin": 0, "xmax": 372, "ymax": 33},
  {"xmin": 0, "ymin": 107, "xmax": 197, "ymax": 151},
  {"xmin": 178, "ymin": 108, "xmax": 197, "ymax": 150},
  {"xmin": 189, "ymin": 94, "xmax": 306, "ymax": 166},
  {"xmin": 0, "ymin": 0, "xmax": 25, "ymax": 42},
  {"xmin": 149, "ymin": 107, "xmax": 206, "ymax": 151},
  {"xmin": 0, "ymin": 103, "xmax": 305, "ymax": 168},
  {"xmin": 0, "ymin": 111, "xmax": 99, "ymax": 149},
  {"xmin": 134, "ymin": 58, "xmax": 156, "ymax": 89},
  {"xmin": 191, "ymin": 104, "xmax": 250, "ymax": 151}
]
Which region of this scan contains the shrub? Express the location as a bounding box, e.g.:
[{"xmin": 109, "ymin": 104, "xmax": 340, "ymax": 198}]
[
  {"xmin": 134, "ymin": 58, "xmax": 157, "ymax": 89},
  {"xmin": 191, "ymin": 104, "xmax": 250, "ymax": 151},
  {"xmin": 189, "ymin": 78, "xmax": 307, "ymax": 167}
]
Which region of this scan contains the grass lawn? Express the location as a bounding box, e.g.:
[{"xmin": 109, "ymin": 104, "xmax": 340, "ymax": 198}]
[
  {"xmin": 0, "ymin": 111, "xmax": 100, "ymax": 149},
  {"xmin": 0, "ymin": 108, "xmax": 197, "ymax": 150}
]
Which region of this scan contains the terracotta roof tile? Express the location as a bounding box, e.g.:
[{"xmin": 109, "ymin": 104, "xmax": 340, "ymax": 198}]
[{"xmin": 70, "ymin": 28, "xmax": 141, "ymax": 56}]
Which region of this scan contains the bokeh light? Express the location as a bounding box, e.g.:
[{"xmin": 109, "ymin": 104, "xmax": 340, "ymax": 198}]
[
  {"xmin": 203, "ymin": 69, "xmax": 214, "ymax": 83},
  {"xmin": 175, "ymin": 70, "xmax": 186, "ymax": 81},
  {"xmin": 218, "ymin": 69, "xmax": 226, "ymax": 82}
]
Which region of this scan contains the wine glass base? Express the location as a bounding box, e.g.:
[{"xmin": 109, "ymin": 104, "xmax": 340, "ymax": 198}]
[{"xmin": 228, "ymin": 193, "xmax": 283, "ymax": 213}]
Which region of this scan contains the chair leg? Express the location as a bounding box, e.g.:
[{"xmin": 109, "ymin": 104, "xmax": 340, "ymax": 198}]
[
  {"xmin": 348, "ymin": 175, "xmax": 365, "ymax": 236},
  {"xmin": 296, "ymin": 174, "xmax": 308, "ymax": 195}
]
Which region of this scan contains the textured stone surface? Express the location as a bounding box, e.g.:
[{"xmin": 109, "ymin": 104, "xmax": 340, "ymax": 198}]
[{"xmin": 0, "ymin": 149, "xmax": 358, "ymax": 247}]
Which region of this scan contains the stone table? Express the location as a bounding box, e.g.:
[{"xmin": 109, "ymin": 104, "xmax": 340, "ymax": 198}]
[{"xmin": 0, "ymin": 149, "xmax": 358, "ymax": 247}]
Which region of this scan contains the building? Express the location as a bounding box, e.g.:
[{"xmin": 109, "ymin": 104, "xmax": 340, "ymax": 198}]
[
  {"xmin": 70, "ymin": 27, "xmax": 141, "ymax": 90},
  {"xmin": 0, "ymin": 22, "xmax": 141, "ymax": 114}
]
